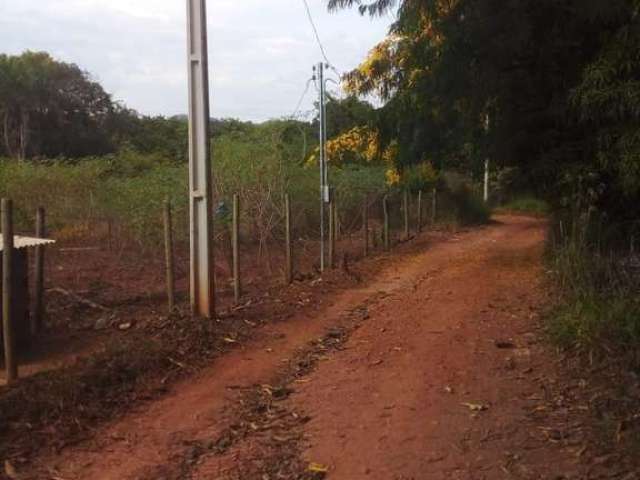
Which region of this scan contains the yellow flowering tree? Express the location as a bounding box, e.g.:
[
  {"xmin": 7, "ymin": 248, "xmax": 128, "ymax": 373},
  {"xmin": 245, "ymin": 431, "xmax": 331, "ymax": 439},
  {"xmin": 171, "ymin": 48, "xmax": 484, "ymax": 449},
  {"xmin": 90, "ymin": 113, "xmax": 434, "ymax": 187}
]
[{"xmin": 306, "ymin": 126, "xmax": 384, "ymax": 167}]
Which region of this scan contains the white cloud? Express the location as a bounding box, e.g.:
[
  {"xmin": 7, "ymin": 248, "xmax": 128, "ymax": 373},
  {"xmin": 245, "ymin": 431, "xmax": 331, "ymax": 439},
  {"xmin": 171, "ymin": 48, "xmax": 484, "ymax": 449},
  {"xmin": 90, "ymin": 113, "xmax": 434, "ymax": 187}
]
[{"xmin": 0, "ymin": 0, "xmax": 392, "ymax": 121}]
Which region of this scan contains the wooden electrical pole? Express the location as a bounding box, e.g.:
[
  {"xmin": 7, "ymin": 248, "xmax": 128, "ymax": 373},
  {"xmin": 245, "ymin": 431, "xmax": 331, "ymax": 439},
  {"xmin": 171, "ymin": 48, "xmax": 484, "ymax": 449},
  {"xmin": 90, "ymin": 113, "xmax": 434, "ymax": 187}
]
[
  {"xmin": 2, "ymin": 199, "xmax": 17, "ymax": 384},
  {"xmin": 403, "ymin": 190, "xmax": 410, "ymax": 241},
  {"xmin": 417, "ymin": 190, "xmax": 423, "ymax": 234},
  {"xmin": 328, "ymin": 201, "xmax": 335, "ymax": 268},
  {"xmin": 432, "ymin": 187, "xmax": 438, "ymax": 225},
  {"xmin": 484, "ymin": 113, "xmax": 490, "ymax": 203},
  {"xmin": 285, "ymin": 194, "xmax": 293, "ymax": 284},
  {"xmin": 163, "ymin": 200, "xmax": 176, "ymax": 312},
  {"xmin": 383, "ymin": 195, "xmax": 390, "ymax": 251},
  {"xmin": 363, "ymin": 195, "xmax": 369, "ymax": 257},
  {"xmin": 232, "ymin": 194, "xmax": 241, "ymax": 304}
]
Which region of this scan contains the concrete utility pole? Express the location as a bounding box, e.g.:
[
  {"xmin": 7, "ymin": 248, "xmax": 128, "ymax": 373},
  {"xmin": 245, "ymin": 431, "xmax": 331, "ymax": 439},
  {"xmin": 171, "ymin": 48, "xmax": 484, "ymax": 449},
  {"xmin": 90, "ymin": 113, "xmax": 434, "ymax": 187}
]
[
  {"xmin": 484, "ymin": 158, "xmax": 490, "ymax": 203},
  {"xmin": 483, "ymin": 113, "xmax": 490, "ymax": 204},
  {"xmin": 186, "ymin": 0, "xmax": 215, "ymax": 318},
  {"xmin": 315, "ymin": 62, "xmax": 329, "ymax": 272}
]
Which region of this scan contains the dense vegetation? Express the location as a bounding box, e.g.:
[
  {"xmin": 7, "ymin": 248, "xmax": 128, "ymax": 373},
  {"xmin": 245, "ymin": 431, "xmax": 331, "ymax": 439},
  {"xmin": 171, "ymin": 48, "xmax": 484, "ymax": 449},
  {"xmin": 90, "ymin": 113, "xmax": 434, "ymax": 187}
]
[
  {"xmin": 0, "ymin": 47, "xmax": 490, "ymax": 261},
  {"xmin": 330, "ymin": 0, "xmax": 640, "ymax": 358}
]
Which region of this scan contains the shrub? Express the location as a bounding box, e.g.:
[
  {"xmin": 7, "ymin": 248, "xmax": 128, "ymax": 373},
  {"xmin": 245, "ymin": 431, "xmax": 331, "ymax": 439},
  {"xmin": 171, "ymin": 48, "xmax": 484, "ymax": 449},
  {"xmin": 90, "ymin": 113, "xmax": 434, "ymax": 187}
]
[
  {"xmin": 501, "ymin": 195, "xmax": 549, "ymax": 215},
  {"xmin": 547, "ymin": 213, "xmax": 640, "ymax": 363},
  {"xmin": 447, "ymin": 180, "xmax": 492, "ymax": 225}
]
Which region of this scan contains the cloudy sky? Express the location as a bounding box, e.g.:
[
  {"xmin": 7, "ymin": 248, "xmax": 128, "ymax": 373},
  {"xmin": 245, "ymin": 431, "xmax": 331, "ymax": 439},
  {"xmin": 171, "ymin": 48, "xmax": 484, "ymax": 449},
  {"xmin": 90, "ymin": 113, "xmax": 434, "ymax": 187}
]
[{"xmin": 0, "ymin": 0, "xmax": 393, "ymax": 121}]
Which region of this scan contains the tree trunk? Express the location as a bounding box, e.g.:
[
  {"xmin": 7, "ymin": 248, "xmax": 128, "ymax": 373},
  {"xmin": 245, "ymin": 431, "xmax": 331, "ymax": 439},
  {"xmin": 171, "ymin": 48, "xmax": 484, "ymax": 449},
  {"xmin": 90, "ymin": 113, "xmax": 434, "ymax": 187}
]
[
  {"xmin": 3, "ymin": 111, "xmax": 15, "ymax": 158},
  {"xmin": 19, "ymin": 109, "xmax": 29, "ymax": 161}
]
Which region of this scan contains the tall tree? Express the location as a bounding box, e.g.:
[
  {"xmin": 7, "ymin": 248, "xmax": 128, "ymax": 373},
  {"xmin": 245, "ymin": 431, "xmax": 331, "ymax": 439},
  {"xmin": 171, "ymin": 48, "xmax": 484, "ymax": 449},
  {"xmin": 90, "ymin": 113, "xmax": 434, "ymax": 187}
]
[
  {"xmin": 0, "ymin": 51, "xmax": 114, "ymax": 159},
  {"xmin": 329, "ymin": 0, "xmax": 639, "ymax": 214}
]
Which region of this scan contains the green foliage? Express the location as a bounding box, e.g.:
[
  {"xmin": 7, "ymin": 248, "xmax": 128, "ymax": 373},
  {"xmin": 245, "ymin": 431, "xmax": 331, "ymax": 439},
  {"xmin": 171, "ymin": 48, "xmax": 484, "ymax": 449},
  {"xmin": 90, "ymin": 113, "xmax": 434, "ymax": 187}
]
[
  {"xmin": 548, "ymin": 295, "xmax": 640, "ymax": 351},
  {"xmin": 448, "ymin": 184, "xmax": 491, "ymax": 226},
  {"xmin": 0, "ymin": 154, "xmax": 186, "ymax": 247},
  {"xmin": 568, "ymin": 11, "xmax": 640, "ymax": 220},
  {"xmin": 402, "ymin": 162, "xmax": 439, "ymax": 193},
  {"xmin": 0, "ymin": 120, "xmax": 391, "ymax": 249},
  {"xmin": 331, "ymin": 2, "xmax": 640, "ymax": 361},
  {"xmin": 108, "ymin": 111, "xmax": 189, "ymax": 163},
  {"xmin": 0, "ymin": 158, "xmax": 107, "ymax": 231},
  {"xmin": 500, "ymin": 196, "xmax": 549, "ymax": 216},
  {"xmin": 213, "ymin": 121, "xmax": 388, "ymax": 240},
  {"xmin": 330, "ymin": 0, "xmax": 639, "ymax": 221},
  {"xmin": 99, "ymin": 160, "xmax": 188, "ymax": 246},
  {"xmin": 321, "ymin": 95, "xmax": 377, "ymax": 139},
  {"xmin": 0, "ymin": 51, "xmax": 114, "ymax": 159},
  {"xmin": 548, "ymin": 220, "xmax": 640, "ymax": 357},
  {"xmin": 436, "ymin": 172, "xmax": 491, "ymax": 226},
  {"xmin": 332, "ymin": 164, "xmax": 387, "ymax": 227}
]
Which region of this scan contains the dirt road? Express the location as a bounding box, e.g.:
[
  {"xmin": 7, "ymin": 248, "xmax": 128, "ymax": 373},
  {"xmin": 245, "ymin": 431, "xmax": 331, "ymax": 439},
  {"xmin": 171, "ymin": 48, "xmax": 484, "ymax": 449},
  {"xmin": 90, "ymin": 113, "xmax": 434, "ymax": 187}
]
[{"xmin": 30, "ymin": 215, "xmax": 598, "ymax": 479}]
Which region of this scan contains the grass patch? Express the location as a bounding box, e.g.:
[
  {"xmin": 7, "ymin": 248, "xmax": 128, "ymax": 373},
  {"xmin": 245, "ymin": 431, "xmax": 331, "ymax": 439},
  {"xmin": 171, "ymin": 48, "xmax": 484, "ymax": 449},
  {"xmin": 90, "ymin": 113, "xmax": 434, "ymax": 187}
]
[
  {"xmin": 548, "ymin": 295, "xmax": 640, "ymax": 352},
  {"xmin": 500, "ymin": 195, "xmax": 549, "ymax": 216},
  {"xmin": 546, "ymin": 216, "xmax": 640, "ymax": 366}
]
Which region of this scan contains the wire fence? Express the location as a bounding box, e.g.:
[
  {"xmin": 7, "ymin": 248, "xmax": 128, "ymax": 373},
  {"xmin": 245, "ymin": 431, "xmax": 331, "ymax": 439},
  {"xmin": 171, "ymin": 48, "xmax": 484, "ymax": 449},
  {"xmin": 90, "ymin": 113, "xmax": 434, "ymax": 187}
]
[{"xmin": 0, "ymin": 184, "xmax": 460, "ymax": 384}]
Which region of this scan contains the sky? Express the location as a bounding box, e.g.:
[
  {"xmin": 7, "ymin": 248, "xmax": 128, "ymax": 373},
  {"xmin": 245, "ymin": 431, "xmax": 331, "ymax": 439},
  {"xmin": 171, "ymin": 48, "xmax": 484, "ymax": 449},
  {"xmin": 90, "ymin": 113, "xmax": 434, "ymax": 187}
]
[{"xmin": 0, "ymin": 0, "xmax": 393, "ymax": 122}]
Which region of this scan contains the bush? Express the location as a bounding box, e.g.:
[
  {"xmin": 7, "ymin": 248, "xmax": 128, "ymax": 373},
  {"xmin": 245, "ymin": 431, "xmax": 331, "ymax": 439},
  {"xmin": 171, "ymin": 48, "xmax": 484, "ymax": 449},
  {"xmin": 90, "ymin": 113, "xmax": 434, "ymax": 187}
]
[
  {"xmin": 447, "ymin": 180, "xmax": 492, "ymax": 226},
  {"xmin": 547, "ymin": 213, "xmax": 640, "ymax": 362},
  {"xmin": 0, "ymin": 125, "xmax": 391, "ymax": 251},
  {"xmin": 501, "ymin": 196, "xmax": 549, "ymax": 215},
  {"xmin": 0, "ymin": 158, "xmax": 108, "ymax": 233}
]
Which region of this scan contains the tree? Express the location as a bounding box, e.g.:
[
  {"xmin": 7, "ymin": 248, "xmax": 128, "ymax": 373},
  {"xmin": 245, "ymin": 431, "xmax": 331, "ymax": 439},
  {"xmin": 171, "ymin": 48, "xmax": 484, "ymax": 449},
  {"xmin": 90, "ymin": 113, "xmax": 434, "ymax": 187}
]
[
  {"xmin": 0, "ymin": 51, "xmax": 115, "ymax": 159},
  {"xmin": 328, "ymin": 0, "xmax": 638, "ymax": 213}
]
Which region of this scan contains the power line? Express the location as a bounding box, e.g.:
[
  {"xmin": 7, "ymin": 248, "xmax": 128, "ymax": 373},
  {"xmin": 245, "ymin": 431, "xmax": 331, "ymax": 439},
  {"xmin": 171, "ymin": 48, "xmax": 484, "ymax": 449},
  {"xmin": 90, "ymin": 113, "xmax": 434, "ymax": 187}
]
[
  {"xmin": 301, "ymin": 0, "xmax": 333, "ymax": 68},
  {"xmin": 290, "ymin": 77, "xmax": 314, "ymax": 119}
]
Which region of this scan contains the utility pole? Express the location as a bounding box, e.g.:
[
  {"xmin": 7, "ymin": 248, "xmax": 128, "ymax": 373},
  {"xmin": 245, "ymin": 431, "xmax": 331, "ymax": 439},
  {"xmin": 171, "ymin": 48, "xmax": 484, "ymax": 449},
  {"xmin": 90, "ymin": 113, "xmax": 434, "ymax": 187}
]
[
  {"xmin": 483, "ymin": 113, "xmax": 490, "ymax": 204},
  {"xmin": 314, "ymin": 62, "xmax": 329, "ymax": 272},
  {"xmin": 186, "ymin": 0, "xmax": 215, "ymax": 318}
]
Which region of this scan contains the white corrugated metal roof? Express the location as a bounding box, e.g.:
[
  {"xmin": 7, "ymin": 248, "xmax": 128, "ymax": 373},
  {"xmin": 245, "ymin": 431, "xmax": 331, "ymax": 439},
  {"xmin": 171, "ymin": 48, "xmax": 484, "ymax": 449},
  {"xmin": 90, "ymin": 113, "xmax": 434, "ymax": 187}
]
[{"xmin": 0, "ymin": 235, "xmax": 55, "ymax": 252}]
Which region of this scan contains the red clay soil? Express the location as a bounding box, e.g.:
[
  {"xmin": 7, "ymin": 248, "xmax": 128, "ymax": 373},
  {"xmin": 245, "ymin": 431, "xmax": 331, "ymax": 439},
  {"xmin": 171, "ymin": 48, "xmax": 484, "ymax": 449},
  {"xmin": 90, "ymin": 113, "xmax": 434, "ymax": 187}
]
[{"xmin": 24, "ymin": 216, "xmax": 631, "ymax": 479}]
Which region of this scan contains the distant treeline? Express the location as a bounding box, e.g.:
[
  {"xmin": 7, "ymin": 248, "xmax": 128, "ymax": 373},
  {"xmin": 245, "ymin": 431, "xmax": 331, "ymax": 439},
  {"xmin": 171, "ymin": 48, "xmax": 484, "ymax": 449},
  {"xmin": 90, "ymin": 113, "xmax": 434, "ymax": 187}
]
[
  {"xmin": 0, "ymin": 51, "xmax": 381, "ymax": 164},
  {"xmin": 0, "ymin": 52, "xmax": 283, "ymax": 161}
]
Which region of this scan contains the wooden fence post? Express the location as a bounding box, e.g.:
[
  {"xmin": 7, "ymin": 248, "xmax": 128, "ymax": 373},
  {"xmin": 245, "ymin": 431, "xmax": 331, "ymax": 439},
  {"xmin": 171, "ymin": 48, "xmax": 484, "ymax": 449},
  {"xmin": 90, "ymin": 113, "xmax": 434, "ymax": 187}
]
[
  {"xmin": 363, "ymin": 195, "xmax": 369, "ymax": 257},
  {"xmin": 432, "ymin": 187, "xmax": 438, "ymax": 224},
  {"xmin": 403, "ymin": 190, "xmax": 410, "ymax": 241},
  {"xmin": 328, "ymin": 201, "xmax": 335, "ymax": 268},
  {"xmin": 2, "ymin": 198, "xmax": 17, "ymax": 384},
  {"xmin": 335, "ymin": 201, "xmax": 341, "ymax": 242},
  {"xmin": 232, "ymin": 194, "xmax": 241, "ymax": 304},
  {"xmin": 32, "ymin": 207, "xmax": 46, "ymax": 333},
  {"xmin": 383, "ymin": 195, "xmax": 390, "ymax": 251},
  {"xmin": 285, "ymin": 194, "xmax": 293, "ymax": 284},
  {"xmin": 417, "ymin": 190, "xmax": 423, "ymax": 234},
  {"xmin": 163, "ymin": 200, "xmax": 175, "ymax": 312}
]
